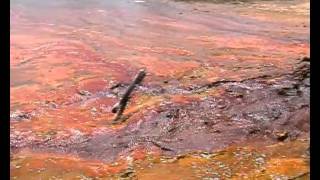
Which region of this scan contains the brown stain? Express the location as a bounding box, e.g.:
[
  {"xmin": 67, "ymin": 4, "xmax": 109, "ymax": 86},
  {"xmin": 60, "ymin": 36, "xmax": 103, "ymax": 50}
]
[
  {"xmin": 171, "ymin": 95, "xmax": 201, "ymax": 104},
  {"xmin": 11, "ymin": 151, "xmax": 129, "ymax": 179},
  {"xmin": 133, "ymin": 141, "xmax": 309, "ymax": 180},
  {"xmin": 266, "ymin": 158, "xmax": 308, "ymax": 176}
]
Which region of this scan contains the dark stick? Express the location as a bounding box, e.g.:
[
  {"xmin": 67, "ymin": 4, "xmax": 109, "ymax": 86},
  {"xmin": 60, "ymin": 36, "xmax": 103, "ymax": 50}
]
[
  {"xmin": 150, "ymin": 140, "xmax": 174, "ymax": 152},
  {"xmin": 112, "ymin": 69, "xmax": 146, "ymax": 123},
  {"xmin": 288, "ymin": 172, "xmax": 309, "ymax": 180}
]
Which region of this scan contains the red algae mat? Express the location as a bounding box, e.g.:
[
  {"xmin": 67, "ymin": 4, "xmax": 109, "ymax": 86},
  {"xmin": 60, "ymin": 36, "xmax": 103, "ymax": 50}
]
[{"xmin": 11, "ymin": 0, "xmax": 309, "ymax": 179}]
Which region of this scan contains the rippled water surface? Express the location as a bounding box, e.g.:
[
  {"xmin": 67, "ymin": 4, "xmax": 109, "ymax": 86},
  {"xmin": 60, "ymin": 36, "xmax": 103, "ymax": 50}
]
[{"xmin": 11, "ymin": 0, "xmax": 309, "ymax": 179}]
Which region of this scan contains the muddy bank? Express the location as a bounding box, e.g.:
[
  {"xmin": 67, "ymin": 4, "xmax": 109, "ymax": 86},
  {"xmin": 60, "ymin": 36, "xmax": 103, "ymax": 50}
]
[{"xmin": 11, "ymin": 134, "xmax": 309, "ymax": 179}]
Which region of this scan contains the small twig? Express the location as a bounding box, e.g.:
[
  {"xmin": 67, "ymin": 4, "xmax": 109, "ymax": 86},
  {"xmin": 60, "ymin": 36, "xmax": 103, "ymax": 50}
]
[
  {"xmin": 112, "ymin": 69, "xmax": 146, "ymax": 123},
  {"xmin": 110, "ymin": 83, "xmax": 122, "ymax": 90},
  {"xmin": 288, "ymin": 172, "xmax": 309, "ymax": 180},
  {"xmin": 150, "ymin": 140, "xmax": 174, "ymax": 152}
]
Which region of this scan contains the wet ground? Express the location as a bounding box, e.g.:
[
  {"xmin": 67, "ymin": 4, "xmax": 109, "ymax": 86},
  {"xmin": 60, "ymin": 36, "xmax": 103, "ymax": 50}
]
[{"xmin": 11, "ymin": 0, "xmax": 309, "ymax": 179}]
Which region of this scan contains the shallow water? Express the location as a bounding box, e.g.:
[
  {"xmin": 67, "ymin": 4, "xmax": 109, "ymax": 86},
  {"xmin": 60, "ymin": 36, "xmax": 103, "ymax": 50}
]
[{"xmin": 10, "ymin": 0, "xmax": 309, "ymax": 178}]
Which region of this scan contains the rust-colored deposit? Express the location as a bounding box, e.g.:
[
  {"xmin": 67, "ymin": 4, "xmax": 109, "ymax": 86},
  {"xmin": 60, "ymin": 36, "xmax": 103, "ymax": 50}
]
[{"xmin": 11, "ymin": 0, "xmax": 309, "ymax": 179}]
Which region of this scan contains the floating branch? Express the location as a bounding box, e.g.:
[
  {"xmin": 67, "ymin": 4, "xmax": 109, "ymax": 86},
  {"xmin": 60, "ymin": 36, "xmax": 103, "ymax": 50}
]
[{"xmin": 112, "ymin": 69, "xmax": 146, "ymax": 123}]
